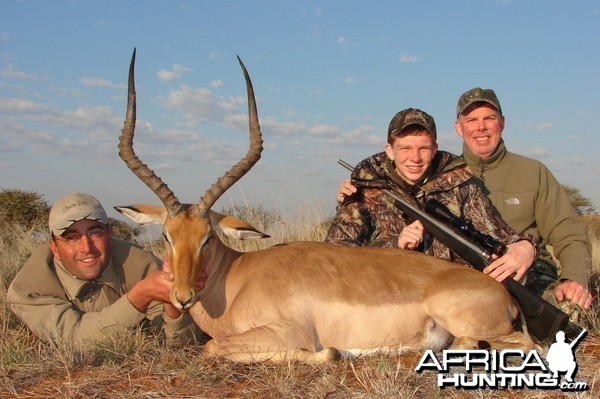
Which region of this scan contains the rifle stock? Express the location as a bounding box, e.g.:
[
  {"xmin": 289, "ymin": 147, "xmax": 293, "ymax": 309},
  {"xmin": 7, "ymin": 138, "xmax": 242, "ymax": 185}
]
[{"xmin": 337, "ymin": 159, "xmax": 583, "ymax": 344}]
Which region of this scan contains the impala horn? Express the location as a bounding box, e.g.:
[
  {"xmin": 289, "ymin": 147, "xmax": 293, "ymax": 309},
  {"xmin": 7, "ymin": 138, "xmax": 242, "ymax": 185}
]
[
  {"xmin": 195, "ymin": 56, "xmax": 263, "ymax": 217},
  {"xmin": 118, "ymin": 49, "xmax": 263, "ymax": 218},
  {"xmin": 118, "ymin": 48, "xmax": 183, "ymax": 217}
]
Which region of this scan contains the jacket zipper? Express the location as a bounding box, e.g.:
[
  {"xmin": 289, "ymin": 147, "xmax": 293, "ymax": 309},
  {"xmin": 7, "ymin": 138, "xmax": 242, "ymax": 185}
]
[{"xmin": 479, "ymin": 161, "xmax": 485, "ymax": 182}]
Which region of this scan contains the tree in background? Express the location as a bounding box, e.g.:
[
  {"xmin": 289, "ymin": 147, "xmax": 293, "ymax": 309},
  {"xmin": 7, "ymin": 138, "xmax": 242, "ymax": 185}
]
[
  {"xmin": 0, "ymin": 188, "xmax": 139, "ymax": 240},
  {"xmin": 562, "ymin": 184, "xmax": 596, "ymax": 215},
  {"xmin": 109, "ymin": 219, "xmax": 141, "ymax": 242},
  {"xmin": 0, "ymin": 189, "xmax": 50, "ymax": 230},
  {"xmin": 563, "ymin": 184, "xmax": 593, "ymax": 208}
]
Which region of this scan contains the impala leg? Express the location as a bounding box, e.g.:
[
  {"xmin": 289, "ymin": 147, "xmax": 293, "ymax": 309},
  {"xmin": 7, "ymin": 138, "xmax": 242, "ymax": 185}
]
[
  {"xmin": 425, "ymin": 270, "xmax": 535, "ymax": 352},
  {"xmin": 202, "ymin": 326, "xmax": 341, "ymax": 363},
  {"xmin": 428, "ymin": 299, "xmax": 534, "ymax": 351},
  {"xmin": 450, "ymin": 331, "xmax": 534, "ymax": 351}
]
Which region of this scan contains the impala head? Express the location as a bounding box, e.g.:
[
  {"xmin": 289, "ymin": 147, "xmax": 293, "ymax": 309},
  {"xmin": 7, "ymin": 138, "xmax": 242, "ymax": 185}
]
[{"xmin": 115, "ymin": 49, "xmax": 267, "ymax": 310}]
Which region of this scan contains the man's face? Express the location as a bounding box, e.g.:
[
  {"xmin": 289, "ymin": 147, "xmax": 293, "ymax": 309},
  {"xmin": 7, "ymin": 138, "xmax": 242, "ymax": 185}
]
[
  {"xmin": 385, "ymin": 132, "xmax": 438, "ymax": 185},
  {"xmin": 455, "ymin": 103, "xmax": 505, "ymax": 160},
  {"xmin": 49, "ymin": 219, "xmax": 113, "ymax": 280}
]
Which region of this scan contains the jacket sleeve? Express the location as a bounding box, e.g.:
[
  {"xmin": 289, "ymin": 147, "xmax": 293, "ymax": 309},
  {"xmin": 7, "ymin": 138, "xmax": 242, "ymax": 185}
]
[
  {"xmin": 459, "ymin": 182, "xmax": 539, "ymax": 252},
  {"xmin": 325, "ymin": 189, "xmax": 402, "ymax": 248},
  {"xmin": 533, "ymin": 167, "xmax": 591, "ymax": 286},
  {"xmin": 160, "ymin": 310, "xmax": 206, "ymax": 345},
  {"xmin": 7, "ymin": 280, "xmax": 147, "ymax": 348},
  {"xmin": 144, "ymin": 299, "xmax": 204, "ymax": 345}
]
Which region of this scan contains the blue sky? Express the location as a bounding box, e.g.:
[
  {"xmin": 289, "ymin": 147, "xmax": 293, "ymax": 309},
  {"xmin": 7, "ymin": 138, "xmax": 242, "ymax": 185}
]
[{"xmin": 1, "ymin": 0, "xmax": 599, "ymax": 223}]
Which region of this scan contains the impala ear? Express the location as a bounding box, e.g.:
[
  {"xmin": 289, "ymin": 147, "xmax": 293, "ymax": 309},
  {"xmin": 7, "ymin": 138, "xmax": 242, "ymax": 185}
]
[
  {"xmin": 114, "ymin": 205, "xmax": 168, "ymax": 226},
  {"xmin": 209, "ymin": 211, "xmax": 270, "ymax": 240}
]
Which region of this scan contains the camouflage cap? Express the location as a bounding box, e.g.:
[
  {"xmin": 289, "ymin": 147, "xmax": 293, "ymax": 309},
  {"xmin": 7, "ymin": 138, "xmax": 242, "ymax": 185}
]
[
  {"xmin": 49, "ymin": 192, "xmax": 108, "ymax": 236},
  {"xmin": 456, "ymin": 87, "xmax": 502, "ymax": 117},
  {"xmin": 388, "ymin": 108, "xmax": 437, "ymax": 141}
]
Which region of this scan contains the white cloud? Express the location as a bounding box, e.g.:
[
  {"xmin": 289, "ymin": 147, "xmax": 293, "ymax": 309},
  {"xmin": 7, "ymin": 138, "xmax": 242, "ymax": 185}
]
[
  {"xmin": 400, "ymin": 53, "xmax": 420, "ymax": 63},
  {"xmin": 0, "ymin": 32, "xmax": 9, "ymax": 41},
  {"xmin": 519, "ymin": 146, "xmax": 549, "ymax": 158},
  {"xmin": 309, "ymin": 124, "xmax": 339, "ymax": 137},
  {"xmin": 337, "ymin": 36, "xmax": 358, "ymax": 48},
  {"xmin": 0, "ymin": 138, "xmax": 21, "ymax": 153},
  {"xmin": 260, "ymin": 117, "xmax": 306, "ymax": 138},
  {"xmin": 158, "ymin": 64, "xmax": 192, "ymax": 82},
  {"xmin": 165, "ymin": 85, "xmax": 236, "ymax": 125},
  {"xmin": 0, "ymin": 98, "xmax": 40, "ymax": 113},
  {"xmin": 93, "ymin": 20, "xmax": 110, "ymax": 27},
  {"xmin": 525, "ymin": 122, "xmax": 553, "ymax": 131},
  {"xmin": 0, "ymin": 64, "xmax": 40, "ymax": 81},
  {"xmin": 210, "ymin": 80, "xmax": 223, "ymax": 88},
  {"xmin": 80, "ymin": 77, "xmax": 124, "ymax": 89},
  {"xmin": 2, "ymin": 103, "xmax": 116, "ymax": 138}
]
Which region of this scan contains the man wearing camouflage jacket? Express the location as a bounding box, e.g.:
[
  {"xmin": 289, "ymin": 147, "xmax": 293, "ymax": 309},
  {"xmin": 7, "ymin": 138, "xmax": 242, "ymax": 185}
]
[{"xmin": 326, "ymin": 108, "xmax": 538, "ymax": 275}]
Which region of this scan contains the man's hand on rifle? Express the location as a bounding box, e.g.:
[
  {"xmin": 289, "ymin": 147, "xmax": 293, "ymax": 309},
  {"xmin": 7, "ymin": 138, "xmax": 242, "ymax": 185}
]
[
  {"xmin": 336, "ymin": 179, "xmax": 358, "ymax": 203},
  {"xmin": 397, "ymin": 220, "xmax": 424, "ymax": 250},
  {"xmin": 483, "ymin": 240, "xmax": 536, "ymax": 282},
  {"xmin": 555, "ymin": 280, "xmax": 593, "ymax": 309}
]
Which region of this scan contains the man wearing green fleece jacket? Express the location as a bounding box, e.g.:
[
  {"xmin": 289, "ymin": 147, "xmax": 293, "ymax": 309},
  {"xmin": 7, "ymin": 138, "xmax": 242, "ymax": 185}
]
[{"xmin": 454, "ymin": 88, "xmax": 593, "ymax": 312}]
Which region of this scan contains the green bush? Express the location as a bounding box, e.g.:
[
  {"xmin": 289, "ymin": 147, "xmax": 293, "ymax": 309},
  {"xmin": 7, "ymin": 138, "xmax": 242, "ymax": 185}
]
[
  {"xmin": 0, "ymin": 189, "xmax": 50, "ymax": 230},
  {"xmin": 562, "ymin": 184, "xmax": 594, "ymax": 209},
  {"xmin": 108, "ymin": 218, "xmax": 141, "ymax": 242}
]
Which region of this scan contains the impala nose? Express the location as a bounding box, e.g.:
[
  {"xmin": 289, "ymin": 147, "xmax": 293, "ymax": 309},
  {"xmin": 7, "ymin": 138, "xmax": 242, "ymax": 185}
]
[{"xmin": 173, "ymin": 290, "xmax": 195, "ymax": 310}]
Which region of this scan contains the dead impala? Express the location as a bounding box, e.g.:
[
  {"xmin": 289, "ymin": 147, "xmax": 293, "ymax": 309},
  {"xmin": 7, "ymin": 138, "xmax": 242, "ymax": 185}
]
[{"xmin": 115, "ymin": 49, "xmax": 534, "ymax": 363}]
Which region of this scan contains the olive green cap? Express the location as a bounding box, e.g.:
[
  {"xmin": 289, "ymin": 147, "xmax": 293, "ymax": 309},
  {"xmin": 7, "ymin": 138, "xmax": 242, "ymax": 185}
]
[
  {"xmin": 456, "ymin": 87, "xmax": 502, "ymax": 117},
  {"xmin": 388, "ymin": 108, "xmax": 437, "ymax": 141}
]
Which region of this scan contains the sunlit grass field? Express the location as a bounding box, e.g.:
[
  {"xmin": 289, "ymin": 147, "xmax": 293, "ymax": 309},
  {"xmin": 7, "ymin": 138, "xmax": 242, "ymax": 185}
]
[{"xmin": 1, "ymin": 207, "xmax": 598, "ymax": 398}]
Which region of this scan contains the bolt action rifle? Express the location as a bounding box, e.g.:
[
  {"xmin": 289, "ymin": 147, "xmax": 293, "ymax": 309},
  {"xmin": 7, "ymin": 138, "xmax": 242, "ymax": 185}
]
[{"xmin": 338, "ymin": 159, "xmax": 584, "ymax": 344}]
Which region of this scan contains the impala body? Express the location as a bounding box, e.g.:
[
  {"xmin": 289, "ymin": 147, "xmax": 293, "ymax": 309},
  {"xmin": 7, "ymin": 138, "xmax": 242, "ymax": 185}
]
[{"xmin": 116, "ymin": 50, "xmax": 534, "ymax": 362}]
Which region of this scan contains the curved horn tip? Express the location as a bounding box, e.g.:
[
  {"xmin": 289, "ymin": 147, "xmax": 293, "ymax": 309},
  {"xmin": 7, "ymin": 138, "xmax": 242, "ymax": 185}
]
[
  {"xmin": 236, "ymin": 55, "xmax": 247, "ymax": 70},
  {"xmin": 129, "ymin": 48, "xmax": 137, "ymax": 68}
]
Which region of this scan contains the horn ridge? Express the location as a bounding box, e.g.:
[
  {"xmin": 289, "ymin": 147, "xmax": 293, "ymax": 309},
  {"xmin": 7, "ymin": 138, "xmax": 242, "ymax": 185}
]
[
  {"xmin": 118, "ymin": 48, "xmax": 183, "ymax": 217},
  {"xmin": 196, "ymin": 56, "xmax": 263, "ymax": 217}
]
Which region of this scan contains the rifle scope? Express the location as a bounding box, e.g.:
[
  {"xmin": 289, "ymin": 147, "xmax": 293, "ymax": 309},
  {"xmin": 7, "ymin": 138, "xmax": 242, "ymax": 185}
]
[{"xmin": 424, "ymin": 199, "xmax": 507, "ymax": 257}]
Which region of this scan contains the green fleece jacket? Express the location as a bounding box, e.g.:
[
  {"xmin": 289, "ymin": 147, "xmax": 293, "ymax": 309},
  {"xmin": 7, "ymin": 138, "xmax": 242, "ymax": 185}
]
[
  {"xmin": 7, "ymin": 239, "xmax": 203, "ymax": 348},
  {"xmin": 462, "ymin": 140, "xmax": 591, "ymax": 286}
]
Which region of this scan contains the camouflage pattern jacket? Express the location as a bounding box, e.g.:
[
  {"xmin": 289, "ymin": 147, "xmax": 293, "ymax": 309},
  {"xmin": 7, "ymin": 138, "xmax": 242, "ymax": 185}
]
[{"xmin": 325, "ymin": 151, "xmax": 537, "ymax": 265}]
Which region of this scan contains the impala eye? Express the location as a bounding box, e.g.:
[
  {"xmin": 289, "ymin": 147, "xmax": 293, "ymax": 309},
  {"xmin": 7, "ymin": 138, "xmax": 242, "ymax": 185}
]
[{"xmin": 200, "ymin": 233, "xmax": 212, "ymax": 250}]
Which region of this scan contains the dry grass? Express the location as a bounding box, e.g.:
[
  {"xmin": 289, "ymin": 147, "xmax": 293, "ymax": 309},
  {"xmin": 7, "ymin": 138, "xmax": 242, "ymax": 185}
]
[{"xmin": 1, "ymin": 207, "xmax": 599, "ymax": 398}]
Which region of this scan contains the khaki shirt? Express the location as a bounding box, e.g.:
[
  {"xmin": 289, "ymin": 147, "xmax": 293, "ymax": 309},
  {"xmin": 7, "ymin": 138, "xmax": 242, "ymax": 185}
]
[{"xmin": 7, "ymin": 239, "xmax": 203, "ymax": 348}]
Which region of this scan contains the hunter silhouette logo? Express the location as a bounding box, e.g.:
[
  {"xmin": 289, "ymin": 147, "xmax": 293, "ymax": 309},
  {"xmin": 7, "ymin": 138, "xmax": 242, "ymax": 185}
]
[
  {"xmin": 546, "ymin": 329, "xmax": 586, "ymax": 383},
  {"xmin": 415, "ymin": 329, "xmax": 588, "ymax": 391}
]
